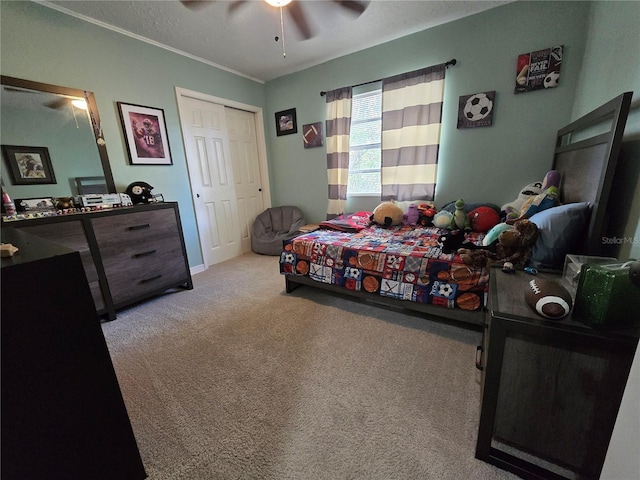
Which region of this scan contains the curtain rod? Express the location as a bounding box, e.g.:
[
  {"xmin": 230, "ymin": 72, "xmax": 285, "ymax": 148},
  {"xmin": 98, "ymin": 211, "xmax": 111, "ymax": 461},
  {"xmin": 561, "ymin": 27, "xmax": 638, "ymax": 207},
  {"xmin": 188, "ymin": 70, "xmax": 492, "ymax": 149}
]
[{"xmin": 319, "ymin": 59, "xmax": 456, "ymax": 97}]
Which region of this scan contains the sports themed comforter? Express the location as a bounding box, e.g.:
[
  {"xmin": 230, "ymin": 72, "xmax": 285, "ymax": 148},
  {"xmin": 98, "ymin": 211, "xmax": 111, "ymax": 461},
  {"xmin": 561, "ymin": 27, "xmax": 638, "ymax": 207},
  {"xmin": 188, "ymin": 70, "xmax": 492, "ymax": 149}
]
[{"xmin": 279, "ymin": 213, "xmax": 489, "ymax": 311}]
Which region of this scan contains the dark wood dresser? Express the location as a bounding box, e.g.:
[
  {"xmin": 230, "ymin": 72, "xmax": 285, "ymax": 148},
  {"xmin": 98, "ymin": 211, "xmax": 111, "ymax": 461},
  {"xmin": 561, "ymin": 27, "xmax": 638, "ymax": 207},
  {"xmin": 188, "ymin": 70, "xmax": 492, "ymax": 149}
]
[
  {"xmin": 1, "ymin": 228, "xmax": 147, "ymax": 480},
  {"xmin": 3, "ymin": 202, "xmax": 193, "ymax": 320},
  {"xmin": 476, "ymin": 267, "xmax": 639, "ymax": 480}
]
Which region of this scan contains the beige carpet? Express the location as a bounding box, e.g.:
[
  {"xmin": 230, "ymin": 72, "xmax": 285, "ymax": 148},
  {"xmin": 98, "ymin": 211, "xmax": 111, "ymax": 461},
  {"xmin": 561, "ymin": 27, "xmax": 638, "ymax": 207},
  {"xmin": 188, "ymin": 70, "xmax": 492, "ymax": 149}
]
[{"xmin": 102, "ymin": 252, "xmax": 518, "ymax": 480}]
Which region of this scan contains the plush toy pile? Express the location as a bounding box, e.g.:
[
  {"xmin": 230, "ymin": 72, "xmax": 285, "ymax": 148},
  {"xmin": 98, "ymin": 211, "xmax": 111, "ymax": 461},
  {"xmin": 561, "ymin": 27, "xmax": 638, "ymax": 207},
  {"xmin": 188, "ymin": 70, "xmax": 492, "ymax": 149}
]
[
  {"xmin": 457, "ymin": 219, "xmax": 539, "ymax": 269},
  {"xmin": 366, "ymin": 178, "xmax": 555, "ymax": 271},
  {"xmin": 370, "ymin": 198, "xmax": 502, "ymax": 234}
]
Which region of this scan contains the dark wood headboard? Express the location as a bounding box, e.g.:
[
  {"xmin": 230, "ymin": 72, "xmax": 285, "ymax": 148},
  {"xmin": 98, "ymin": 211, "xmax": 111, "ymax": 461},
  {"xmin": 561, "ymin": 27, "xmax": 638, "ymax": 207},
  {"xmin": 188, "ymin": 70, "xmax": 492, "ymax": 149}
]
[{"xmin": 552, "ymin": 91, "xmax": 632, "ymax": 256}]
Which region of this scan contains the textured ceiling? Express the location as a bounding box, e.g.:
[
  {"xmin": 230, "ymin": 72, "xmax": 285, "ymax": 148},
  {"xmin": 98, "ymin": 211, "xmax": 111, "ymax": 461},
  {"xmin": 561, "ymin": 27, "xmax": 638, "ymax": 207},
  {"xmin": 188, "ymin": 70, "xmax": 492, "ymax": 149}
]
[{"xmin": 44, "ymin": 0, "xmax": 511, "ymax": 82}]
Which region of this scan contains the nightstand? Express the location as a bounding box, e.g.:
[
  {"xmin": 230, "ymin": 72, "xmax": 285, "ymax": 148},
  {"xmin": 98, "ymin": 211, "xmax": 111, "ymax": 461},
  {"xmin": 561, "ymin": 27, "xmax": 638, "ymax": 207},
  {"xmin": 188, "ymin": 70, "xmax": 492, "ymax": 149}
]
[{"xmin": 475, "ymin": 267, "xmax": 639, "ymax": 480}]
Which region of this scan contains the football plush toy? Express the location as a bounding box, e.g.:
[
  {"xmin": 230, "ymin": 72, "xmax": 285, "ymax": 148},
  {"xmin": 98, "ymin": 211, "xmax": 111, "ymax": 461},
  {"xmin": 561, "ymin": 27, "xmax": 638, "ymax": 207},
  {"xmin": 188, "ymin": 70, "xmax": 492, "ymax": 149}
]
[{"xmin": 524, "ymin": 278, "xmax": 573, "ymax": 319}]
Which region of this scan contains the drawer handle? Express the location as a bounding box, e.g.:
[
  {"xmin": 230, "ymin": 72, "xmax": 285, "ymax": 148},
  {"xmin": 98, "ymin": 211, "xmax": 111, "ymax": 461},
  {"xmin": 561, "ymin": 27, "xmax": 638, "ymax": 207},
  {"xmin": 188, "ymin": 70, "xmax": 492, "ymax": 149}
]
[
  {"xmin": 475, "ymin": 345, "xmax": 484, "ymax": 371},
  {"xmin": 139, "ymin": 274, "xmax": 162, "ymax": 284},
  {"xmin": 133, "ymin": 249, "xmax": 157, "ymax": 258},
  {"xmin": 128, "ymin": 224, "xmax": 151, "ymax": 231}
]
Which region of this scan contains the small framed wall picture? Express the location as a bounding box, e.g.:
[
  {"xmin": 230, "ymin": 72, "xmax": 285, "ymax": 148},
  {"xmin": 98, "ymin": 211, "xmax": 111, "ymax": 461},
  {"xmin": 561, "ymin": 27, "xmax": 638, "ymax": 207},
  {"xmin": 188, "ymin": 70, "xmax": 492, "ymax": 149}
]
[
  {"xmin": 117, "ymin": 102, "xmax": 173, "ymax": 165},
  {"xmin": 302, "ymin": 122, "xmax": 323, "ymax": 148},
  {"xmin": 275, "ymin": 108, "xmax": 297, "ymax": 136},
  {"xmin": 457, "ymin": 91, "xmax": 496, "ymax": 129},
  {"xmin": 515, "ymin": 45, "xmax": 563, "ymax": 94},
  {"xmin": 1, "ymin": 145, "xmax": 56, "ymax": 185}
]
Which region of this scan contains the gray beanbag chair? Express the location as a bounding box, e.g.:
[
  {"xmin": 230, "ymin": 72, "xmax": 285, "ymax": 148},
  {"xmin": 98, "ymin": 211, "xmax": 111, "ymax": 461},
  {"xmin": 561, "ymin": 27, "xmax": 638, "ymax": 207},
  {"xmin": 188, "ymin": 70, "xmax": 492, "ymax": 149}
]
[{"xmin": 251, "ymin": 206, "xmax": 305, "ymax": 255}]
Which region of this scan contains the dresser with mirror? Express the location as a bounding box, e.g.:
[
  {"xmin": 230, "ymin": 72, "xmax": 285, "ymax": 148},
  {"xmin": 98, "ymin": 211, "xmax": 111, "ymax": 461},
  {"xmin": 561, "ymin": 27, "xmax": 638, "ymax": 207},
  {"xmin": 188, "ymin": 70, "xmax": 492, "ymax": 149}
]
[{"xmin": 1, "ymin": 76, "xmax": 192, "ymax": 320}]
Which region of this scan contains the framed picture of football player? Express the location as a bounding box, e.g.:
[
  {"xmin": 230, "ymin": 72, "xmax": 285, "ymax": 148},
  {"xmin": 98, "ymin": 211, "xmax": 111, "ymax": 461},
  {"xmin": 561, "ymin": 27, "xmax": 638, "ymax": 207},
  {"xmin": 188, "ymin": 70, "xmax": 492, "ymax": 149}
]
[
  {"xmin": 2, "ymin": 145, "xmax": 56, "ymax": 185},
  {"xmin": 275, "ymin": 108, "xmax": 298, "ymax": 136},
  {"xmin": 117, "ymin": 102, "xmax": 173, "ymax": 165}
]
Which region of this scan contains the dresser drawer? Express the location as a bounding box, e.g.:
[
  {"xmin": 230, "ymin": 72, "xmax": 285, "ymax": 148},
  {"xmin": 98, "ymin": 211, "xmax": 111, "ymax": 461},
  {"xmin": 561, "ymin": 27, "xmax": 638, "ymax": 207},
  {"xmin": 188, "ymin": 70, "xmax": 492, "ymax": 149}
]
[
  {"xmin": 91, "ymin": 208, "xmax": 189, "ymax": 305},
  {"xmin": 17, "ymin": 221, "xmax": 106, "ymax": 311},
  {"xmin": 91, "ymin": 209, "xmax": 179, "ymax": 248}
]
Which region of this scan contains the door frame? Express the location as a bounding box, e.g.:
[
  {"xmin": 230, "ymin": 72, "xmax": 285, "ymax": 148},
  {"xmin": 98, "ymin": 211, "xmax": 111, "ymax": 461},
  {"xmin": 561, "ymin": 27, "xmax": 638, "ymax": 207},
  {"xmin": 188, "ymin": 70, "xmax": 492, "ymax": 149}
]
[{"xmin": 175, "ymin": 87, "xmax": 272, "ymax": 269}]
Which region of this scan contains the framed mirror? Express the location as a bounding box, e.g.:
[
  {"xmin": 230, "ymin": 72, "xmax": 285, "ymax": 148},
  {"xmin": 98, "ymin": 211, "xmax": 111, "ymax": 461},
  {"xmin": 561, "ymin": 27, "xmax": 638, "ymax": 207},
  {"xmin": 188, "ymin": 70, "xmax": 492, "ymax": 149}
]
[{"xmin": 1, "ymin": 76, "xmax": 115, "ymax": 201}]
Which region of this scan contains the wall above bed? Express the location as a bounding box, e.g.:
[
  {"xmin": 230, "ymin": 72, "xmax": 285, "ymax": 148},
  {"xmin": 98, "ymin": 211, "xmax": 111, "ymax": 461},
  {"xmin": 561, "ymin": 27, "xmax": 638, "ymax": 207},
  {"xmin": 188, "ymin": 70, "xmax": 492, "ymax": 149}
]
[{"xmin": 265, "ymin": 1, "xmax": 592, "ymax": 222}]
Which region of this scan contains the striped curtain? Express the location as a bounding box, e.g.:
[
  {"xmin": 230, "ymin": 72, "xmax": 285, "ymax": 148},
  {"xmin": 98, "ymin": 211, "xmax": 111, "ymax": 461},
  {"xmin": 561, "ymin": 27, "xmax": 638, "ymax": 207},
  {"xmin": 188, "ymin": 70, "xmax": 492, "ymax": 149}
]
[
  {"xmin": 381, "ymin": 65, "xmax": 446, "ymax": 201},
  {"xmin": 325, "ymin": 87, "xmax": 353, "ymax": 219}
]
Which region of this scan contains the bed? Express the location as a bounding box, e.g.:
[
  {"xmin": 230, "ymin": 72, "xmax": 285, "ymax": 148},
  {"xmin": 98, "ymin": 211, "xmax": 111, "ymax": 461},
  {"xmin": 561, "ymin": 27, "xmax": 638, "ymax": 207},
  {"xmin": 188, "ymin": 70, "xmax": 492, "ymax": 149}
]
[{"xmin": 280, "ymin": 92, "xmax": 633, "ymax": 329}]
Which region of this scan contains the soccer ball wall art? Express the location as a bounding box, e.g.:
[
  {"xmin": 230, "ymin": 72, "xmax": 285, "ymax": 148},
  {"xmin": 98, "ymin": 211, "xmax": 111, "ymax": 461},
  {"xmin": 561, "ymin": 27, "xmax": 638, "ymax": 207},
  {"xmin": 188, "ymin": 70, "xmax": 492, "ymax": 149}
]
[{"xmin": 457, "ymin": 91, "xmax": 496, "ymax": 129}]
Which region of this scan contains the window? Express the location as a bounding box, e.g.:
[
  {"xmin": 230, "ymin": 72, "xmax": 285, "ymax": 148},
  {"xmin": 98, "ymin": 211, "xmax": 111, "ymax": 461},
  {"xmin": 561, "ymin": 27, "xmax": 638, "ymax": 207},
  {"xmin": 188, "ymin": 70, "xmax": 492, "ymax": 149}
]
[{"xmin": 348, "ymin": 88, "xmax": 382, "ymax": 196}]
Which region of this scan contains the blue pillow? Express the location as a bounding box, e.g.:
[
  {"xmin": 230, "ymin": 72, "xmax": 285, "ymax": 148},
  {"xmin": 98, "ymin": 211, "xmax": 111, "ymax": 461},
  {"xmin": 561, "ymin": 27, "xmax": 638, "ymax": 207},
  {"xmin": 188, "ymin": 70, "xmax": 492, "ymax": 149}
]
[{"xmin": 529, "ymin": 202, "xmax": 592, "ymax": 270}]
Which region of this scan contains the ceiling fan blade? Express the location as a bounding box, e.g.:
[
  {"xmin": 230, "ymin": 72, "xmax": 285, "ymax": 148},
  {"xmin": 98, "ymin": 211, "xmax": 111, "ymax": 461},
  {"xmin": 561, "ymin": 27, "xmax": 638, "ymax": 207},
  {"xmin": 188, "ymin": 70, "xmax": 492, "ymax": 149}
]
[
  {"xmin": 228, "ymin": 0, "xmax": 249, "ymax": 15},
  {"xmin": 287, "ymin": 1, "xmax": 313, "ymax": 40},
  {"xmin": 180, "ymin": 0, "xmax": 214, "ymax": 11},
  {"xmin": 44, "ymin": 98, "xmax": 68, "ymax": 110},
  {"xmin": 333, "ymin": 0, "xmax": 369, "ymax": 16}
]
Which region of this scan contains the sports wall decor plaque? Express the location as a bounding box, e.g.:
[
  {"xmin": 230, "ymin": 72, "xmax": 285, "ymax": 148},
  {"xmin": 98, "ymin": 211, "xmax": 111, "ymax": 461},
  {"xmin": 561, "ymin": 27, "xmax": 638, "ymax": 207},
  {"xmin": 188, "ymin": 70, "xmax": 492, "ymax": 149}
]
[
  {"xmin": 457, "ymin": 91, "xmax": 496, "ymax": 129},
  {"xmin": 514, "ymin": 45, "xmax": 563, "ymax": 94},
  {"xmin": 302, "ymin": 122, "xmax": 323, "ymax": 148}
]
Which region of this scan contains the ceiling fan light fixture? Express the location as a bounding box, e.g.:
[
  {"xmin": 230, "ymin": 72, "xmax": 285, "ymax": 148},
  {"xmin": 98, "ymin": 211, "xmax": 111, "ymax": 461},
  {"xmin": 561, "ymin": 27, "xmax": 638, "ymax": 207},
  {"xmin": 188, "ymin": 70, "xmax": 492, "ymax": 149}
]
[
  {"xmin": 264, "ymin": 0, "xmax": 292, "ymax": 7},
  {"xmin": 71, "ymin": 99, "xmax": 88, "ymax": 110}
]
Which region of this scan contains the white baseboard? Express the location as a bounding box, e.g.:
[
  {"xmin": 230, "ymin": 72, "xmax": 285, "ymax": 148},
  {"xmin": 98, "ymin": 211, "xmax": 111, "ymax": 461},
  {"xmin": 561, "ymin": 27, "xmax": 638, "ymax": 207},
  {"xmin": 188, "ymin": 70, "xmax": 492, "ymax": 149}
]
[{"xmin": 190, "ymin": 264, "xmax": 206, "ymax": 276}]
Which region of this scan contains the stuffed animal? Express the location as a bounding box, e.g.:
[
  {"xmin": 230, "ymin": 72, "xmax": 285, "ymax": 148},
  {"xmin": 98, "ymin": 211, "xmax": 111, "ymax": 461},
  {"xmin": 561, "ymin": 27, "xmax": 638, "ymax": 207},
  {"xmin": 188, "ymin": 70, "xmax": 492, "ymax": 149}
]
[
  {"xmin": 403, "ymin": 203, "xmax": 421, "ymax": 226},
  {"xmin": 502, "ymin": 182, "xmax": 543, "ymax": 221},
  {"xmin": 54, "ymin": 197, "xmax": 75, "ymax": 210},
  {"xmin": 501, "ymin": 170, "xmax": 561, "ymax": 221},
  {"xmin": 541, "ymin": 170, "xmax": 561, "ymax": 190},
  {"xmin": 417, "ymin": 203, "xmax": 437, "ymax": 227},
  {"xmin": 458, "ymin": 218, "xmax": 539, "ymax": 269},
  {"xmin": 440, "ymin": 230, "xmax": 465, "ymax": 254},
  {"xmin": 482, "ymin": 222, "xmax": 513, "ymax": 246},
  {"xmin": 433, "ymin": 210, "xmax": 453, "ymax": 228},
  {"xmin": 450, "ymin": 199, "xmax": 471, "ymax": 230},
  {"xmin": 440, "ymin": 230, "xmax": 477, "ymax": 254},
  {"xmin": 467, "ymin": 206, "xmax": 500, "ymax": 233},
  {"xmin": 507, "ymin": 186, "xmax": 560, "ymax": 224},
  {"xmin": 456, "ymin": 248, "xmax": 489, "ymax": 269},
  {"xmin": 369, "ymin": 201, "xmax": 404, "ymax": 227}
]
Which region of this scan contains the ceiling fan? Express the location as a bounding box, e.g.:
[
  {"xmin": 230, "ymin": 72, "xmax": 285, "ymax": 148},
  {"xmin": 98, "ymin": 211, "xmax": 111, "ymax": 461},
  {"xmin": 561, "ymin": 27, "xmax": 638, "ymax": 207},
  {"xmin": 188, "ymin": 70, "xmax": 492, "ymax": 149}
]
[
  {"xmin": 2, "ymin": 86, "xmax": 86, "ymax": 111},
  {"xmin": 181, "ymin": 0, "xmax": 369, "ymax": 40}
]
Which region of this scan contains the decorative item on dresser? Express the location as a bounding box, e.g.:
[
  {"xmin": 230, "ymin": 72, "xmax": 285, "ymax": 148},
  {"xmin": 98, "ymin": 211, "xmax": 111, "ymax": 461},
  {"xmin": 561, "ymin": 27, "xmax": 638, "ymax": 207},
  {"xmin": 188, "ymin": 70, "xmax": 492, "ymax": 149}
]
[
  {"xmin": 1, "ymin": 228, "xmax": 147, "ymax": 480},
  {"xmin": 475, "ymin": 266, "xmax": 639, "ymax": 480},
  {"xmin": 3, "ymin": 202, "xmax": 193, "ymax": 320}
]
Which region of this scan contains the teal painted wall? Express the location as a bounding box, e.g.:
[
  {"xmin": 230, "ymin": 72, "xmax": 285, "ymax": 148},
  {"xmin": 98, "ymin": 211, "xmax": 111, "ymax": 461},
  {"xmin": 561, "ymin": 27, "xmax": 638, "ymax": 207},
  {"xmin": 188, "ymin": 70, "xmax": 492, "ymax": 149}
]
[
  {"xmin": 573, "ymin": 4, "xmax": 640, "ymax": 478},
  {"xmin": 0, "ymin": 0, "xmax": 267, "ymax": 267},
  {"xmin": 264, "ymin": 1, "xmax": 592, "ymax": 223},
  {"xmin": 1, "ymin": 1, "xmax": 637, "ymax": 267},
  {"xmin": 1, "ymin": 104, "xmax": 103, "ymax": 199},
  {"xmin": 570, "ymin": 0, "xmax": 640, "ymax": 262}
]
